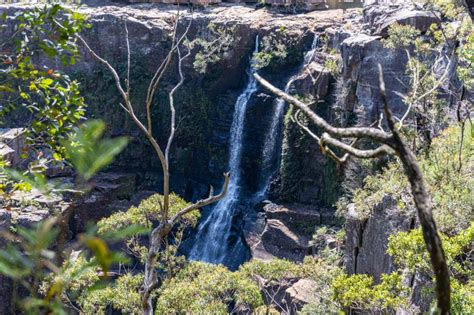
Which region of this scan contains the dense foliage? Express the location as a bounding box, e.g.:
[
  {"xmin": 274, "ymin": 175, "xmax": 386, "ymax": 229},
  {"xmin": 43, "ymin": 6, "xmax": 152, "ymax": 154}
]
[
  {"xmin": 0, "ymin": 1, "xmax": 473, "ymax": 314},
  {"xmin": 0, "ymin": 4, "xmax": 89, "ymax": 157}
]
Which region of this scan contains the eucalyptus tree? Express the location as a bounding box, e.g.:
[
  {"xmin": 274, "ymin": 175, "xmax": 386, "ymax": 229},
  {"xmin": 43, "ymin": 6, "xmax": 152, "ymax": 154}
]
[{"xmin": 69, "ymin": 11, "xmax": 232, "ymax": 314}]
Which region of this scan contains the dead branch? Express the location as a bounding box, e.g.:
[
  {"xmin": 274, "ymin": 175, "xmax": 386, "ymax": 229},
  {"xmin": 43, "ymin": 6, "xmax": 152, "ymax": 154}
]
[
  {"xmin": 165, "ymin": 40, "xmax": 192, "ymax": 168},
  {"xmin": 254, "ymin": 73, "xmax": 392, "ymax": 142},
  {"xmin": 320, "ymin": 133, "xmax": 394, "ymax": 159},
  {"xmin": 171, "ymin": 172, "xmax": 230, "ymax": 223},
  {"xmin": 254, "ymin": 65, "xmax": 451, "ymax": 314}
]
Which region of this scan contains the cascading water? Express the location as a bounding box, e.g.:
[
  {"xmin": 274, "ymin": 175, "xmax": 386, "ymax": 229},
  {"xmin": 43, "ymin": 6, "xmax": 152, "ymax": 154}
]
[
  {"xmin": 257, "ymin": 34, "xmax": 320, "ymax": 197},
  {"xmin": 188, "ymin": 36, "xmax": 260, "ymax": 267},
  {"xmin": 189, "ymin": 34, "xmax": 320, "ymax": 268}
]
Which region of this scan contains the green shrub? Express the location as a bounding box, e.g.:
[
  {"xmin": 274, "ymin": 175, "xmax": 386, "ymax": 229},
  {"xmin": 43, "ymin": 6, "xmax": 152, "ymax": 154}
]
[
  {"xmin": 332, "ymin": 273, "xmax": 409, "ymax": 312},
  {"xmin": 348, "ymin": 124, "xmax": 473, "ymax": 232},
  {"xmin": 155, "ymin": 262, "xmax": 263, "ymax": 314},
  {"xmin": 98, "ymin": 193, "xmax": 199, "ymax": 234},
  {"xmin": 79, "ymin": 273, "xmax": 144, "ymax": 314}
]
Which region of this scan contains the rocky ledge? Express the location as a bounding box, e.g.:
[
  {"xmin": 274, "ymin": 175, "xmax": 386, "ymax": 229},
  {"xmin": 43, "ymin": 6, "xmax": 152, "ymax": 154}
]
[{"xmin": 243, "ymin": 201, "xmax": 340, "ymax": 261}]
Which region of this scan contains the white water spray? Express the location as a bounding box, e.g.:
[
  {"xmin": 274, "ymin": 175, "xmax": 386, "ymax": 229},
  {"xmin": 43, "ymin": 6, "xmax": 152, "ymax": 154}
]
[
  {"xmin": 189, "ymin": 36, "xmax": 260, "ymax": 264},
  {"xmin": 257, "ymin": 34, "xmax": 319, "ymax": 198}
]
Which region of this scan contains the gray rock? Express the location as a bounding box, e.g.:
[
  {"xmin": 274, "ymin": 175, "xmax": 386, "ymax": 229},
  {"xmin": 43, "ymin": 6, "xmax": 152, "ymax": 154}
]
[
  {"xmin": 0, "ymin": 128, "xmax": 27, "ymax": 167},
  {"xmin": 0, "ymin": 209, "xmax": 12, "ymax": 246},
  {"xmin": 285, "ymin": 278, "xmax": 318, "ymax": 311},
  {"xmin": 340, "ymin": 33, "xmax": 409, "ymax": 121},
  {"xmin": 244, "ymin": 202, "xmax": 322, "ymax": 261},
  {"xmin": 264, "ymin": 203, "xmax": 321, "ymax": 229},
  {"xmin": 262, "ymin": 219, "xmax": 307, "ymax": 249},
  {"xmin": 375, "ymin": 10, "xmax": 440, "ymax": 37},
  {"xmin": 292, "ymin": 62, "xmax": 332, "ymax": 99},
  {"xmin": 345, "ymin": 195, "xmax": 415, "ymax": 281}
]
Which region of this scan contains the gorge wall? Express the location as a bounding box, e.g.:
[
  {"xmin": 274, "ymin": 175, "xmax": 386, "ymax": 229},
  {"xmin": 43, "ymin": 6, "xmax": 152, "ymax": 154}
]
[{"xmin": 0, "ymin": 2, "xmax": 461, "ymax": 311}]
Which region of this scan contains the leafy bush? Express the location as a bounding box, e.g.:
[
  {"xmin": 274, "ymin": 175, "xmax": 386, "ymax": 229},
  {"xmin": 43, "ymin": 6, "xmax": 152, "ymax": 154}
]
[
  {"xmin": 388, "ymin": 224, "xmax": 473, "ymax": 277},
  {"xmin": 387, "ymin": 223, "xmax": 473, "ymax": 313},
  {"xmin": 348, "ymin": 124, "xmax": 473, "ymax": 232},
  {"xmin": 98, "ymin": 193, "xmax": 199, "ymax": 234},
  {"xmin": 79, "ymin": 273, "xmax": 144, "ymax": 314},
  {"xmin": 332, "ymin": 273, "xmax": 409, "ymax": 312},
  {"xmin": 252, "ymin": 26, "xmax": 297, "ymax": 70},
  {"xmin": 155, "ymin": 261, "xmax": 263, "ymax": 314},
  {"xmin": 0, "ymin": 4, "xmax": 90, "ymax": 157}
]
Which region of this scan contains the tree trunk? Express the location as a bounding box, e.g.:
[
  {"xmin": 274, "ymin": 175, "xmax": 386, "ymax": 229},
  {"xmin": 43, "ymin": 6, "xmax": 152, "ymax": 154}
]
[{"xmin": 389, "ymin": 133, "xmax": 451, "ymax": 314}]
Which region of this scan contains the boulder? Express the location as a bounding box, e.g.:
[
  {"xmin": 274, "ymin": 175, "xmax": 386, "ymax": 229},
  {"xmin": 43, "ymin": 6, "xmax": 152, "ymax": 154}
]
[
  {"xmin": 264, "ymin": 203, "xmax": 321, "ymax": 230},
  {"xmin": 243, "ymin": 212, "xmax": 276, "ymax": 261},
  {"xmin": 340, "ymin": 33, "xmax": 409, "ymax": 121},
  {"xmin": 0, "ymin": 128, "xmax": 27, "ymax": 167},
  {"xmin": 255, "ymin": 276, "xmax": 319, "ymax": 314},
  {"xmin": 0, "ymin": 143, "xmax": 15, "ymax": 165},
  {"xmin": 292, "ymin": 62, "xmax": 331, "ymax": 99},
  {"xmin": 374, "ymin": 10, "xmax": 440, "ymax": 37},
  {"xmin": 244, "ymin": 202, "xmax": 323, "ymax": 261},
  {"xmin": 15, "ymin": 207, "xmax": 51, "ymax": 228},
  {"xmin": 262, "ymin": 219, "xmax": 307, "ymax": 250},
  {"xmin": 285, "ymin": 278, "xmax": 318, "ymax": 311}
]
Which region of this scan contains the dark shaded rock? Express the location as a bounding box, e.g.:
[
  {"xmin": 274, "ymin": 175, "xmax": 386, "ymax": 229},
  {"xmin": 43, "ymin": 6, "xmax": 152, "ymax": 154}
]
[
  {"xmin": 243, "ymin": 211, "xmax": 275, "ymax": 261},
  {"xmin": 15, "ymin": 207, "xmax": 50, "ymax": 228},
  {"xmin": 292, "ymin": 62, "xmax": 331, "ymax": 99},
  {"xmin": 0, "ymin": 209, "xmax": 12, "ymax": 247},
  {"xmin": 0, "ymin": 274, "xmax": 13, "ymax": 315},
  {"xmin": 264, "ymin": 203, "xmax": 321, "ymax": 231},
  {"xmin": 345, "ymin": 195, "xmax": 415, "ymax": 281},
  {"xmin": 74, "ymin": 172, "xmax": 137, "ymax": 232},
  {"xmin": 374, "ymin": 10, "xmax": 439, "ymax": 37},
  {"xmin": 244, "ymin": 202, "xmax": 322, "ymax": 261},
  {"xmin": 319, "ymin": 207, "xmax": 339, "ymax": 226},
  {"xmin": 255, "ymin": 275, "xmax": 299, "ymax": 313},
  {"xmin": 262, "ymin": 219, "xmax": 307, "ymax": 251}
]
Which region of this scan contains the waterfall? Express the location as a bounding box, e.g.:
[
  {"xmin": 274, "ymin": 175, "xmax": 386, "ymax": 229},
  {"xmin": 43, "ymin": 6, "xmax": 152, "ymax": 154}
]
[
  {"xmin": 189, "ymin": 33, "xmax": 320, "ymax": 268},
  {"xmin": 188, "ymin": 36, "xmax": 260, "ymax": 266},
  {"xmin": 257, "ymin": 34, "xmax": 319, "ymax": 198}
]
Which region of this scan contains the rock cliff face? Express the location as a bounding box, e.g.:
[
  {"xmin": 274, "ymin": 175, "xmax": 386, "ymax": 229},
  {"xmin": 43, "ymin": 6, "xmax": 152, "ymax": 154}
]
[
  {"xmin": 66, "ymin": 4, "xmax": 345, "ymax": 194},
  {"xmin": 0, "ymin": 1, "xmax": 464, "ymax": 312},
  {"xmin": 0, "ymin": 1, "xmax": 349, "ymax": 265}
]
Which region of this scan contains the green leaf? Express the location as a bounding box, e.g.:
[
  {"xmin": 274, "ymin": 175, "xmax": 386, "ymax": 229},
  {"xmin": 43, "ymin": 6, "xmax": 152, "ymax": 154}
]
[
  {"xmin": 62, "ymin": 120, "xmax": 129, "ymax": 181},
  {"xmin": 39, "ymin": 78, "xmax": 54, "ymax": 89},
  {"xmin": 0, "ymin": 85, "xmax": 15, "ymax": 93}
]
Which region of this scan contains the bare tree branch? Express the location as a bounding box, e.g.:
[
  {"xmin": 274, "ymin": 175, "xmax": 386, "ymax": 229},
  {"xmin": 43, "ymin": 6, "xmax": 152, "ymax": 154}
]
[
  {"xmin": 171, "ymin": 172, "xmax": 230, "ymax": 223},
  {"xmin": 253, "ymin": 63, "xmax": 451, "ymax": 314},
  {"xmin": 125, "ymin": 21, "xmax": 131, "ymax": 97},
  {"xmin": 320, "ymin": 133, "xmax": 394, "ymax": 158},
  {"xmin": 379, "ymin": 66, "xmax": 451, "ymax": 314},
  {"xmin": 145, "ymin": 13, "xmax": 193, "ymax": 136},
  {"xmin": 165, "ymin": 39, "xmax": 192, "ymax": 167},
  {"xmin": 254, "ymin": 73, "xmax": 392, "ymax": 142}
]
